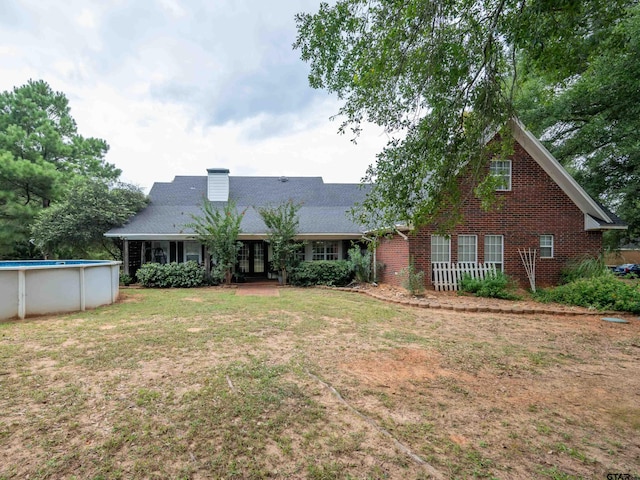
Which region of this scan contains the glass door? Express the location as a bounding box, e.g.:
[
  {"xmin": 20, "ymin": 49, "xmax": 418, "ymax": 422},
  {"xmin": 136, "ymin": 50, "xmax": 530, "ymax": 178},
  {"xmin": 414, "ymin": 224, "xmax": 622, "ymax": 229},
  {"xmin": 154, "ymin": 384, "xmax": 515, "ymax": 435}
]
[
  {"xmin": 236, "ymin": 241, "xmax": 267, "ymax": 277},
  {"xmin": 238, "ymin": 243, "xmax": 250, "ymax": 274},
  {"xmin": 253, "ymin": 243, "xmax": 265, "ymax": 273}
]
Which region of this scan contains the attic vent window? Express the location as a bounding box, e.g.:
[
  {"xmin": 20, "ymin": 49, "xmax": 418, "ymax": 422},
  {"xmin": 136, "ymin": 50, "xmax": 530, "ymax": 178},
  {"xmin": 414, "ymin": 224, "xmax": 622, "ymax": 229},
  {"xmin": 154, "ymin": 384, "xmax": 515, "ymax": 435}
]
[{"xmin": 279, "ymin": 176, "xmax": 289, "ymax": 183}]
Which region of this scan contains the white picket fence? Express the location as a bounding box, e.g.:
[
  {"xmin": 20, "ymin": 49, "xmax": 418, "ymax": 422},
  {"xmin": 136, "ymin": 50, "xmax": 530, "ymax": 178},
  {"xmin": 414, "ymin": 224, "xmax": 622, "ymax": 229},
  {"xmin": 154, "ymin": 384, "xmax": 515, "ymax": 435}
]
[{"xmin": 432, "ymin": 262, "xmax": 497, "ymax": 291}]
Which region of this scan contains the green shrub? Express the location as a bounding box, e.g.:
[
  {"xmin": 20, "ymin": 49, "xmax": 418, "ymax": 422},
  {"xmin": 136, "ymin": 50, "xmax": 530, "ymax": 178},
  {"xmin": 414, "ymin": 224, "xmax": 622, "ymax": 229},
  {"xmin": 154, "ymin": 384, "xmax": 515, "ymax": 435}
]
[
  {"xmin": 560, "ymin": 255, "xmax": 612, "ymax": 284},
  {"xmin": 119, "ymin": 272, "xmax": 133, "ymax": 286},
  {"xmin": 136, "ymin": 261, "xmax": 206, "ymax": 288},
  {"xmin": 460, "ymin": 272, "xmax": 520, "ymax": 300},
  {"xmin": 534, "ymin": 276, "xmax": 640, "ymax": 313},
  {"xmin": 347, "ymin": 245, "xmax": 372, "ymax": 283},
  {"xmin": 399, "ymin": 263, "xmax": 425, "ymax": 296},
  {"xmin": 290, "ymin": 260, "xmax": 353, "ymax": 287}
]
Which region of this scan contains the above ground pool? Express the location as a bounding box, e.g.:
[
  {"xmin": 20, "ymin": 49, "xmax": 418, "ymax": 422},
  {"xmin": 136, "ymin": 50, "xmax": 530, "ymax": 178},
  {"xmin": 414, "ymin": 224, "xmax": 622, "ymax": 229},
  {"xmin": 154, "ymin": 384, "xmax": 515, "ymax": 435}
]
[{"xmin": 0, "ymin": 260, "xmax": 121, "ymax": 320}]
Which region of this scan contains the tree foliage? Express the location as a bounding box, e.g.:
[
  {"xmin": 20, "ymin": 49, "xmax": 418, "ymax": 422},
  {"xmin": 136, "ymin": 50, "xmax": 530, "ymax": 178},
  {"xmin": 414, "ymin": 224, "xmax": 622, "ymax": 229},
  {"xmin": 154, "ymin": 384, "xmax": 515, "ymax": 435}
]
[
  {"xmin": 294, "ymin": 1, "xmax": 633, "ymax": 231},
  {"xmin": 347, "ymin": 244, "xmax": 372, "ymax": 283},
  {"xmin": 258, "ymin": 200, "xmax": 303, "ymax": 285},
  {"xmin": 516, "ymin": 4, "xmax": 640, "ymax": 243},
  {"xmin": 0, "ymin": 79, "xmax": 121, "ymax": 258},
  {"xmin": 187, "ymin": 200, "xmax": 245, "ymax": 285},
  {"xmin": 30, "ymin": 179, "xmax": 147, "ymax": 259}
]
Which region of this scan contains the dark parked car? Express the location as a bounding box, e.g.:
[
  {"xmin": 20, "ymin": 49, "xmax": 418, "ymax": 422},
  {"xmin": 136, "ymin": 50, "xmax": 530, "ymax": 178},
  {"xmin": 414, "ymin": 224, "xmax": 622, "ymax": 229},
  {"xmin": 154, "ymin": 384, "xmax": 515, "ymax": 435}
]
[{"xmin": 613, "ymin": 263, "xmax": 640, "ymax": 276}]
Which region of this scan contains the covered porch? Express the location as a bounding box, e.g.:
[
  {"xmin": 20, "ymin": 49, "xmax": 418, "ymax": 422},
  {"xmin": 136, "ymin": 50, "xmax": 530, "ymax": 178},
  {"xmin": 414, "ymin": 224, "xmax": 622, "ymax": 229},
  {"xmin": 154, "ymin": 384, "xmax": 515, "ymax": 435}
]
[{"xmin": 120, "ymin": 236, "xmax": 361, "ymax": 282}]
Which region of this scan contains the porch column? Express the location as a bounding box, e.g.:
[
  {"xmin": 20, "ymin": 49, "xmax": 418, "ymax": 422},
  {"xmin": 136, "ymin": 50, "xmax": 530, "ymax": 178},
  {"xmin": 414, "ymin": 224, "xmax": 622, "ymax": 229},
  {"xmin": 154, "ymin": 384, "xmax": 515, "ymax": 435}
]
[{"xmin": 123, "ymin": 239, "xmax": 130, "ymax": 275}]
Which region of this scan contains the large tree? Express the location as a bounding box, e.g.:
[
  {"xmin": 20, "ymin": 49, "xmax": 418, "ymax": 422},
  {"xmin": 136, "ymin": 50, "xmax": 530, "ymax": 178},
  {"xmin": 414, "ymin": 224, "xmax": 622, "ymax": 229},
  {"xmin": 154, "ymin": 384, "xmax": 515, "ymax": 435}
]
[
  {"xmin": 294, "ymin": 0, "xmax": 633, "ymax": 231},
  {"xmin": 0, "ymin": 80, "xmax": 120, "ymax": 258},
  {"xmin": 30, "ymin": 179, "xmax": 147, "ymax": 259},
  {"xmin": 516, "ymin": 4, "xmax": 640, "ymax": 244}
]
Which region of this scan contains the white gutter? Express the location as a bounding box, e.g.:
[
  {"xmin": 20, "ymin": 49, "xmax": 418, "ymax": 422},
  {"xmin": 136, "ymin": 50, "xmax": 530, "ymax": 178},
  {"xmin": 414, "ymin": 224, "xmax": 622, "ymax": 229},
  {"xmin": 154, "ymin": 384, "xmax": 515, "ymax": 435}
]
[{"xmin": 105, "ymin": 233, "xmax": 365, "ymax": 241}]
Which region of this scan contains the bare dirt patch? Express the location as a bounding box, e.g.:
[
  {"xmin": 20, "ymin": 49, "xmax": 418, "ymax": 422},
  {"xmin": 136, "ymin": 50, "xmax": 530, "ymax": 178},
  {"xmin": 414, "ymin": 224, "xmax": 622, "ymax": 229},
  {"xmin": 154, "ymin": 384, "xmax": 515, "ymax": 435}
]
[
  {"xmin": 236, "ymin": 285, "xmax": 280, "ymax": 296},
  {"xmin": 342, "ymin": 348, "xmax": 447, "ymax": 391},
  {"xmin": 183, "ymin": 297, "xmax": 204, "ymax": 302},
  {"xmin": 117, "ymin": 291, "xmax": 144, "ymax": 303}
]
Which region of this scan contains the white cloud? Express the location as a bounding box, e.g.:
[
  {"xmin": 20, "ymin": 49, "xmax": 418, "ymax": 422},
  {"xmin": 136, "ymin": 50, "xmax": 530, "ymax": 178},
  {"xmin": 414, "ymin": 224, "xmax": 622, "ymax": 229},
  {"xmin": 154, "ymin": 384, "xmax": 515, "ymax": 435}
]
[
  {"xmin": 75, "ymin": 8, "xmax": 96, "ymax": 28},
  {"xmin": 156, "ymin": 0, "xmax": 186, "ymax": 18},
  {"xmin": 70, "ymin": 82, "xmax": 387, "ymax": 192},
  {"xmin": 0, "ymin": 0, "xmax": 388, "ymax": 195}
]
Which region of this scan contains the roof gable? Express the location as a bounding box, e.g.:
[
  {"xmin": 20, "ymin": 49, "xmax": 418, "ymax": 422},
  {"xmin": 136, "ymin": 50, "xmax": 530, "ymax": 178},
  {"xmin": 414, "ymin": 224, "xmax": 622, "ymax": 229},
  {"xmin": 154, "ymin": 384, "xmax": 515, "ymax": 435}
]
[{"xmin": 509, "ymin": 118, "xmax": 614, "ymax": 225}]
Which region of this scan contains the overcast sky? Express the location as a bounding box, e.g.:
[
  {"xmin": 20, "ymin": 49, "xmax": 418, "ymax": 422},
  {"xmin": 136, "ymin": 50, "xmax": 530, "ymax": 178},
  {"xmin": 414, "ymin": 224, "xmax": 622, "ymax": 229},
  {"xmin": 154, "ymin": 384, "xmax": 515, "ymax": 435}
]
[{"xmin": 0, "ymin": 0, "xmax": 389, "ymax": 192}]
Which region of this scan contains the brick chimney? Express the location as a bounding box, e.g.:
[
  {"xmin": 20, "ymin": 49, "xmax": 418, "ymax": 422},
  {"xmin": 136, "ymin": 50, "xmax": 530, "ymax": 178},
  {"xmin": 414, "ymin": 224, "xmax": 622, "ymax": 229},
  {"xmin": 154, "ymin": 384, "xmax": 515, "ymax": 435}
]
[{"xmin": 206, "ymin": 168, "xmax": 229, "ymax": 201}]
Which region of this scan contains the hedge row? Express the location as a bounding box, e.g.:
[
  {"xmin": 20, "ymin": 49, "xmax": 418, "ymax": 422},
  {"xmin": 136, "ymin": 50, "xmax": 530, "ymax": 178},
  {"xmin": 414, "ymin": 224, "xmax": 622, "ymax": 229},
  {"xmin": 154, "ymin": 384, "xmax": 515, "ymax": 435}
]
[
  {"xmin": 136, "ymin": 261, "xmax": 206, "ymax": 288},
  {"xmin": 289, "ymin": 260, "xmax": 353, "ymax": 287},
  {"xmin": 132, "ymin": 259, "xmax": 357, "ymax": 288}
]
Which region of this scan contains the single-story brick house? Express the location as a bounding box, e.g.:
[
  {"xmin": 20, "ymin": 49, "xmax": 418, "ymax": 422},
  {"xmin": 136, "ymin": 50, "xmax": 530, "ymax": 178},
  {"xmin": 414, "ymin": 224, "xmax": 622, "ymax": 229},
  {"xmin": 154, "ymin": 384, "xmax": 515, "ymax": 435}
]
[{"xmin": 106, "ymin": 118, "xmax": 625, "ymax": 287}]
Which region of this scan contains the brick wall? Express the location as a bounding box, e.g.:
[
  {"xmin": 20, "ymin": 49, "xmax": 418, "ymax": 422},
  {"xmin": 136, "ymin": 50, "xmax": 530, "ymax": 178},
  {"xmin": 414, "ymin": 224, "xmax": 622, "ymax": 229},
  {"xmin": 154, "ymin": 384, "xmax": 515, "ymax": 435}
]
[
  {"xmin": 376, "ymin": 234, "xmax": 410, "ymax": 286},
  {"xmin": 385, "ymin": 140, "xmax": 604, "ymax": 289}
]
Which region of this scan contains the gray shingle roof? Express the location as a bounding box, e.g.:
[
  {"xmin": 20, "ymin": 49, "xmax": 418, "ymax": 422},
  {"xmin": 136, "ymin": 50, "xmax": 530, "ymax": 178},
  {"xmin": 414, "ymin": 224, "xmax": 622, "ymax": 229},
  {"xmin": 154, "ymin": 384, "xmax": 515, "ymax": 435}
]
[
  {"xmin": 107, "ymin": 175, "xmax": 370, "ymax": 236},
  {"xmin": 588, "ymin": 201, "xmax": 627, "ymax": 229}
]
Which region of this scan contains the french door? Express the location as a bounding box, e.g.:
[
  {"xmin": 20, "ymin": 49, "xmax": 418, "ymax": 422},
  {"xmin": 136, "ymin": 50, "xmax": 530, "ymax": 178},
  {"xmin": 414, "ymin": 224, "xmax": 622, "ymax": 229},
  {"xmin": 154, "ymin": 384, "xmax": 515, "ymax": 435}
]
[{"xmin": 237, "ymin": 241, "xmax": 267, "ymax": 277}]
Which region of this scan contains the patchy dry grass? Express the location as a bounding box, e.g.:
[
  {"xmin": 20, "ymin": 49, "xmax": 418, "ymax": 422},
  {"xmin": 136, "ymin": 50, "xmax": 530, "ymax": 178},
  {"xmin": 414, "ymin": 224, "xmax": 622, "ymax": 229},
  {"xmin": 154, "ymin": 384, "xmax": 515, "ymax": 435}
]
[{"xmin": 1, "ymin": 287, "xmax": 639, "ymax": 479}]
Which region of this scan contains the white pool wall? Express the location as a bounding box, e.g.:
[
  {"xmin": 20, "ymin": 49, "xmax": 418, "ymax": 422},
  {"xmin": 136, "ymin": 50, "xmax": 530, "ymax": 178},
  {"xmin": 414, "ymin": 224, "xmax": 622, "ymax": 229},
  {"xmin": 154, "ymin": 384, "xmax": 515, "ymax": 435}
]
[{"xmin": 0, "ymin": 261, "xmax": 120, "ymax": 320}]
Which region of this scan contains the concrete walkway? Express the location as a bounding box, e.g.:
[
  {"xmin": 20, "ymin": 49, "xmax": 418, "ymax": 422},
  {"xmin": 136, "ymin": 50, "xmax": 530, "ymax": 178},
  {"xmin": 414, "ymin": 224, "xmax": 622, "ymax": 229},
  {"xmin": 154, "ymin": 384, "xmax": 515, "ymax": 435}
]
[{"xmin": 235, "ymin": 282, "xmax": 280, "ymax": 297}]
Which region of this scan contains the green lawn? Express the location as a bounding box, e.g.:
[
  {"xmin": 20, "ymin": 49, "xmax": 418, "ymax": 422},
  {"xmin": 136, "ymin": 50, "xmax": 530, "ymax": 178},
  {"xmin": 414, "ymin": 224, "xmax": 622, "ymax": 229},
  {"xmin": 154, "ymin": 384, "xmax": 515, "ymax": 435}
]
[{"xmin": 1, "ymin": 287, "xmax": 639, "ymax": 479}]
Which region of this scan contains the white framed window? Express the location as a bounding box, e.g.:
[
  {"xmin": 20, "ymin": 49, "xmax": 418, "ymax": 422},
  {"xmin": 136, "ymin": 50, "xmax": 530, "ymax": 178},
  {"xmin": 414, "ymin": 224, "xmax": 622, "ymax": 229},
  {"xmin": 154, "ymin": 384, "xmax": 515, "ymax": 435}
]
[
  {"xmin": 490, "ymin": 160, "xmax": 512, "ymax": 191},
  {"xmin": 431, "ymin": 235, "xmax": 451, "ymax": 263},
  {"xmin": 184, "ymin": 241, "xmax": 201, "ymax": 263},
  {"xmin": 458, "ymin": 235, "xmax": 477, "ymax": 263},
  {"xmin": 484, "ymin": 235, "xmax": 504, "ymax": 271},
  {"xmin": 540, "ymin": 235, "xmax": 554, "ymax": 258},
  {"xmin": 312, "ymin": 241, "xmax": 339, "ymax": 261}
]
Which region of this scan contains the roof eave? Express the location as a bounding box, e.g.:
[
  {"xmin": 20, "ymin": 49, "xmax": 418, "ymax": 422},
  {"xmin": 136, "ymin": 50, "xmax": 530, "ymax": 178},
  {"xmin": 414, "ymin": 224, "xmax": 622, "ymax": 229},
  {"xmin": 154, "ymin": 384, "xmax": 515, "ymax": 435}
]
[
  {"xmin": 105, "ymin": 232, "xmax": 367, "ymax": 241},
  {"xmin": 584, "ymin": 214, "xmax": 628, "ymax": 232}
]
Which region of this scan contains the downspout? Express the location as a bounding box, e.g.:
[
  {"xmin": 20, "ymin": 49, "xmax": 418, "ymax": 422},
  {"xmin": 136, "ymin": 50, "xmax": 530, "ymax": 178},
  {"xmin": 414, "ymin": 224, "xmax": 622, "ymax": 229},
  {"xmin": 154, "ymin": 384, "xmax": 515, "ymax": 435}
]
[{"xmin": 395, "ymin": 229, "xmax": 409, "ymax": 241}]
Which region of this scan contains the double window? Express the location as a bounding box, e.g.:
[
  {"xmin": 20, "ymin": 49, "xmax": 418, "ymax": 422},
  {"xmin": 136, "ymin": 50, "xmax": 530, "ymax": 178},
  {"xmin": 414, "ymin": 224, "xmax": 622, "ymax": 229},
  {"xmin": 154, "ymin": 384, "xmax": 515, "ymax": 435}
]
[
  {"xmin": 312, "ymin": 241, "xmax": 339, "ymax": 261},
  {"xmin": 490, "ymin": 160, "xmax": 512, "ymax": 191}
]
